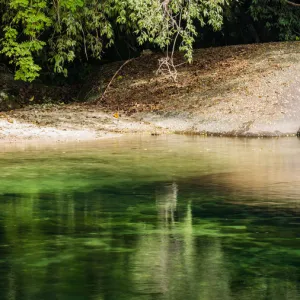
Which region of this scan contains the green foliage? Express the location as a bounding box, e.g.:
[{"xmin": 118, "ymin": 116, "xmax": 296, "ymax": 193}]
[
  {"xmin": 123, "ymin": 0, "xmax": 227, "ymax": 62},
  {"xmin": 0, "ymin": 0, "xmax": 51, "ymax": 81},
  {"xmin": 250, "ymin": 0, "xmax": 300, "ymax": 41},
  {"xmin": 1, "ymin": 0, "xmax": 300, "ymax": 82},
  {"xmin": 0, "ymin": 0, "xmax": 227, "ymax": 81}
]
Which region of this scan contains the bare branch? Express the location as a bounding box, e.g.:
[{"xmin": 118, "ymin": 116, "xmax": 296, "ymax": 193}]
[
  {"xmin": 97, "ymin": 58, "xmax": 134, "ymax": 104},
  {"xmin": 80, "ymin": 22, "xmax": 88, "ymax": 61},
  {"xmin": 287, "ymin": 0, "xmax": 300, "ymax": 6}
]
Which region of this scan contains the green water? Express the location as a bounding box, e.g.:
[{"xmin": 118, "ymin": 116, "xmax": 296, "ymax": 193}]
[{"xmin": 1, "ymin": 136, "xmax": 300, "ymax": 300}]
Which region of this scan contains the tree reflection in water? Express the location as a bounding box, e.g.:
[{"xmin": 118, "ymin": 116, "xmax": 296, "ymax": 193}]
[
  {"xmin": 131, "ymin": 182, "xmax": 231, "ymax": 300},
  {"xmin": 1, "ymin": 136, "xmax": 300, "ymax": 300}
]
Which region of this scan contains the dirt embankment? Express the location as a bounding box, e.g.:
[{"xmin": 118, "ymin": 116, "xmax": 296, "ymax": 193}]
[
  {"xmin": 1, "ymin": 41, "xmax": 300, "ymax": 141},
  {"xmin": 92, "ymin": 41, "xmax": 300, "ymax": 137}
]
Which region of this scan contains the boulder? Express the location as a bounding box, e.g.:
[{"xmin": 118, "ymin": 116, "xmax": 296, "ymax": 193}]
[{"xmin": 0, "ymin": 90, "xmax": 21, "ymax": 111}]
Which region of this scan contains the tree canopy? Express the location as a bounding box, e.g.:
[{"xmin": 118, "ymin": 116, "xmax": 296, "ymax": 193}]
[
  {"xmin": 0, "ymin": 0, "xmax": 227, "ymax": 81},
  {"xmin": 0, "ymin": 0, "xmax": 299, "ymax": 82}
]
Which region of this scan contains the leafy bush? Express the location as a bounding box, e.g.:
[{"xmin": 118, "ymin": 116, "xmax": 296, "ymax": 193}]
[{"xmin": 0, "ymin": 0, "xmax": 227, "ymax": 82}]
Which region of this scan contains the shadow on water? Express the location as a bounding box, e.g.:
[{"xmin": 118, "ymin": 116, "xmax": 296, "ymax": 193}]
[{"xmin": 0, "ymin": 136, "xmax": 300, "ymax": 299}]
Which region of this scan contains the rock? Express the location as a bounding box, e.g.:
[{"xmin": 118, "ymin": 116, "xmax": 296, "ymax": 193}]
[
  {"xmin": 141, "ymin": 49, "xmax": 153, "ymax": 56},
  {"xmin": 0, "ymin": 90, "xmax": 20, "ymax": 111},
  {"xmin": 0, "ymin": 70, "xmax": 22, "ymax": 111}
]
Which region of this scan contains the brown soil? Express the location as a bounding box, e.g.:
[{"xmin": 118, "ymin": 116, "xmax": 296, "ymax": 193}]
[
  {"xmin": 2, "ymin": 41, "xmax": 300, "ymax": 140},
  {"xmin": 93, "ymin": 41, "xmax": 300, "ymax": 136}
]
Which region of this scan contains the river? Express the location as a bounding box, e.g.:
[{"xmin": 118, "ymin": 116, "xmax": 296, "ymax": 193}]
[{"xmin": 0, "ymin": 135, "xmax": 300, "ymax": 300}]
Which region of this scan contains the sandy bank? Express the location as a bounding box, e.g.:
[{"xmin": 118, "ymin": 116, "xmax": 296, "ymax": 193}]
[
  {"xmin": 0, "ymin": 118, "xmax": 103, "ymax": 143},
  {"xmin": 0, "ymin": 107, "xmax": 161, "ymax": 143},
  {"xmin": 1, "ymin": 42, "xmax": 300, "ymax": 141}
]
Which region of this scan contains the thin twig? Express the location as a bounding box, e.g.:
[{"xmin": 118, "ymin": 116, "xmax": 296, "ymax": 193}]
[
  {"xmin": 154, "ymin": 1, "xmax": 186, "ymax": 82},
  {"xmin": 81, "ymin": 22, "xmax": 88, "ymax": 61},
  {"xmin": 171, "ymin": 7, "xmax": 183, "ymax": 59},
  {"xmin": 52, "ymin": 0, "xmax": 61, "ymax": 25},
  {"xmin": 96, "ymin": 58, "xmax": 134, "ymax": 105},
  {"xmin": 287, "ymin": 0, "xmax": 300, "ymax": 6},
  {"xmin": 175, "ymin": 62, "xmax": 187, "ymax": 67}
]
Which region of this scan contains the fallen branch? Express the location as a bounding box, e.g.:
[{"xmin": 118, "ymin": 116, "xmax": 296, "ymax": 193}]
[
  {"xmin": 156, "ymin": 56, "xmax": 178, "ymax": 81},
  {"xmin": 287, "ymin": 0, "xmax": 300, "ymax": 6},
  {"xmin": 97, "ymin": 58, "xmax": 134, "ymax": 105}
]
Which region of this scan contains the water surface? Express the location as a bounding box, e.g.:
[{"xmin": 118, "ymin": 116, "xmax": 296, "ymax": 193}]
[{"xmin": 1, "ymin": 136, "xmax": 300, "ymax": 300}]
